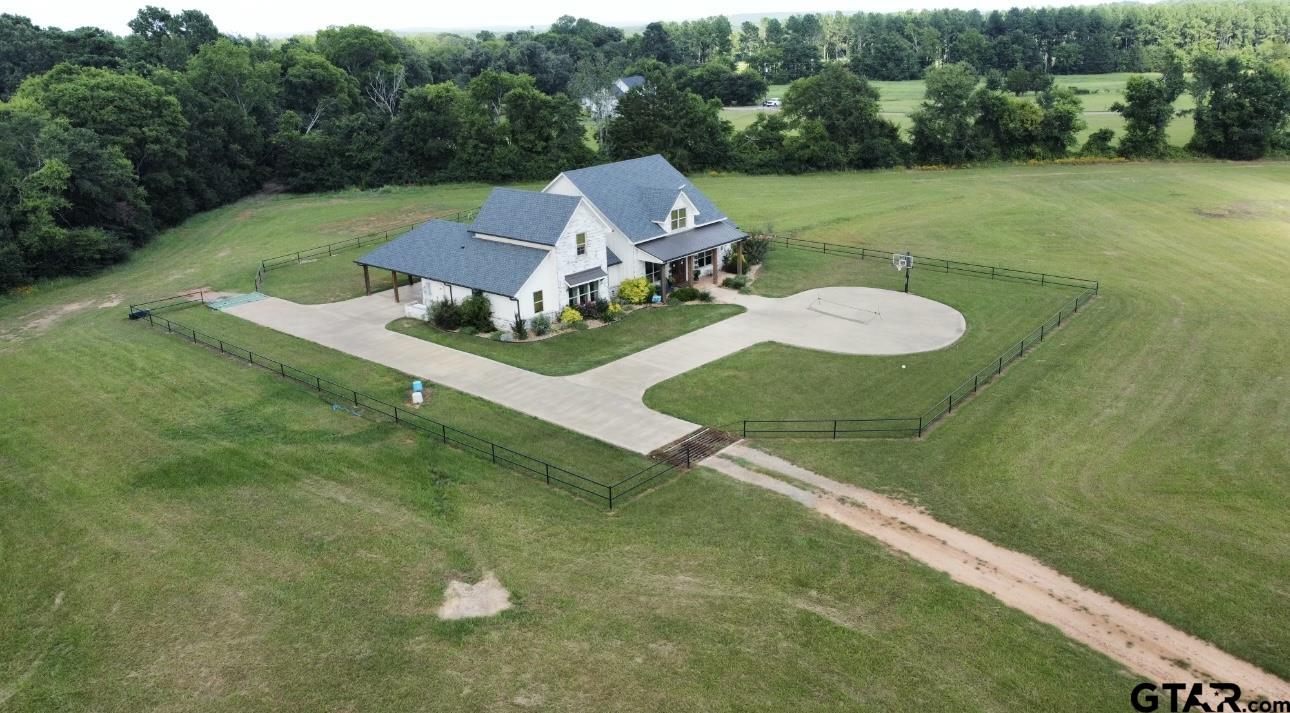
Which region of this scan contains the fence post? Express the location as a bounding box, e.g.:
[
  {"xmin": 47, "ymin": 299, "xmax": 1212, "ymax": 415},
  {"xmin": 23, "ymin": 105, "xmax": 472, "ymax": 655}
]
[
  {"xmin": 1041, "ymin": 273, "xmax": 1046, "ymax": 286},
  {"xmin": 860, "ymin": 247, "xmax": 865, "ymax": 260},
  {"xmin": 742, "ymin": 420, "xmax": 747, "ymax": 438},
  {"xmin": 442, "ymin": 423, "xmax": 448, "ymax": 444},
  {"xmin": 948, "ymin": 394, "xmax": 953, "ymax": 413},
  {"xmin": 832, "ymin": 420, "xmax": 838, "ymax": 439},
  {"xmin": 685, "ymin": 442, "xmax": 692, "ymax": 469},
  {"xmin": 315, "ymin": 376, "xmax": 321, "ymax": 390},
  {"xmin": 545, "ymin": 462, "xmax": 550, "ymax": 485},
  {"xmin": 279, "ymin": 362, "xmax": 285, "ymax": 377},
  {"xmin": 1040, "ymin": 324, "xmax": 1045, "ymax": 341},
  {"xmin": 218, "ymin": 340, "xmax": 224, "ymax": 353},
  {"xmin": 918, "ymin": 416, "xmax": 923, "ymax": 437},
  {"xmin": 608, "ymin": 487, "xmax": 614, "ymax": 511},
  {"xmin": 998, "ymin": 357, "xmax": 1003, "ymax": 376},
  {"xmin": 974, "ymin": 374, "xmax": 978, "ymax": 393},
  {"xmin": 352, "ymin": 390, "xmax": 358, "ymax": 407},
  {"xmin": 491, "ymin": 443, "xmax": 497, "ymax": 464},
  {"xmin": 991, "ymin": 266, "xmax": 996, "ymax": 280}
]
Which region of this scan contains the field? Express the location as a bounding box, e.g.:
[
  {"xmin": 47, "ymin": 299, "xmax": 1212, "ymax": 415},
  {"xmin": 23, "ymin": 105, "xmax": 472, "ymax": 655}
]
[
  {"xmin": 727, "ymin": 73, "xmax": 1197, "ymax": 146},
  {"xmin": 2, "ymin": 160, "xmax": 1287, "ymax": 709}
]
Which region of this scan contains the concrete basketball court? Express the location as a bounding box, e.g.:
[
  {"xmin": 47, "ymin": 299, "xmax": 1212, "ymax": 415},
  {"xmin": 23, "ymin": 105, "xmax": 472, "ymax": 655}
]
[{"xmin": 225, "ymin": 285, "xmax": 965, "ymax": 453}]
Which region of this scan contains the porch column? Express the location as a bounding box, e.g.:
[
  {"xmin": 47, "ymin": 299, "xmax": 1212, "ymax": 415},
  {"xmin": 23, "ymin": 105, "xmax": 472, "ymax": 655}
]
[
  {"xmin": 737, "ymin": 241, "xmax": 745, "ymax": 275},
  {"xmin": 712, "ymin": 248, "xmax": 720, "ymax": 286},
  {"xmin": 407, "ymin": 273, "xmax": 413, "ymax": 288},
  {"xmin": 660, "ymin": 261, "xmax": 669, "ymax": 304},
  {"xmin": 391, "ymin": 270, "xmax": 400, "ymax": 303},
  {"xmin": 362, "ymin": 264, "xmax": 371, "ymax": 295},
  {"xmin": 686, "ymin": 255, "xmax": 694, "ymax": 283}
]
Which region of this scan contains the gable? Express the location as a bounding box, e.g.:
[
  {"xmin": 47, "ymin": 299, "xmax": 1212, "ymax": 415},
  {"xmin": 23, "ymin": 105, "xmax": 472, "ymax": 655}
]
[{"xmin": 557, "ymin": 155, "xmax": 728, "ymax": 244}]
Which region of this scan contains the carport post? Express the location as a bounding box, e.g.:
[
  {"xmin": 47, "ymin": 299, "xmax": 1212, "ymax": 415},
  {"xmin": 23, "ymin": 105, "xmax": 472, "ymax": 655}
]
[
  {"xmin": 712, "ymin": 248, "xmax": 720, "ymax": 285},
  {"xmin": 737, "ymin": 241, "xmax": 745, "ymax": 275},
  {"xmin": 391, "ymin": 270, "xmax": 400, "ymax": 302},
  {"xmin": 362, "ymin": 264, "xmax": 371, "ymax": 295}
]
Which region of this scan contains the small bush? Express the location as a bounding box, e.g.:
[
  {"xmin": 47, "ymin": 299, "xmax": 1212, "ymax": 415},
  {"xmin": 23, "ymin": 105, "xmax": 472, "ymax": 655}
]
[
  {"xmin": 559, "ymin": 306, "xmax": 582, "ymax": 324},
  {"xmin": 605, "ymin": 302, "xmax": 623, "ymax": 322},
  {"xmin": 697, "ymin": 290, "xmax": 714, "ymax": 302},
  {"xmin": 511, "ymin": 318, "xmax": 528, "ymax": 340},
  {"xmin": 460, "ymin": 325, "xmax": 478, "ymax": 336},
  {"xmin": 671, "ymin": 286, "xmax": 701, "ymax": 302},
  {"xmin": 531, "ymin": 313, "xmax": 551, "ymax": 336},
  {"xmin": 742, "ymin": 236, "xmax": 770, "ymax": 265},
  {"xmin": 430, "ymin": 299, "xmax": 462, "ymax": 330},
  {"xmin": 572, "ymin": 321, "xmax": 589, "ymax": 331},
  {"xmin": 722, "ymin": 275, "xmax": 747, "ymax": 290},
  {"xmin": 617, "ymin": 276, "xmax": 653, "ymax": 304},
  {"xmin": 459, "ymin": 293, "xmax": 494, "ymax": 331}
]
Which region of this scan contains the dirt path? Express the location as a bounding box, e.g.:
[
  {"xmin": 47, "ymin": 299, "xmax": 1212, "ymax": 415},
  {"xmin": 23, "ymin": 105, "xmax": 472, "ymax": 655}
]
[{"xmin": 705, "ymin": 443, "xmax": 1290, "ymax": 702}]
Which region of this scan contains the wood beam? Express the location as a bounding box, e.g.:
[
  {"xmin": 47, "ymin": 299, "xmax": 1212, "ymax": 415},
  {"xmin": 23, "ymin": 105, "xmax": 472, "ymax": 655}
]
[
  {"xmin": 660, "ymin": 261, "xmax": 669, "ymax": 304},
  {"xmin": 712, "ymin": 248, "xmax": 720, "ymax": 285},
  {"xmin": 391, "ymin": 270, "xmax": 400, "ymax": 303},
  {"xmin": 737, "ymin": 241, "xmax": 745, "ymax": 275},
  {"xmin": 362, "ymin": 264, "xmax": 371, "ymax": 295}
]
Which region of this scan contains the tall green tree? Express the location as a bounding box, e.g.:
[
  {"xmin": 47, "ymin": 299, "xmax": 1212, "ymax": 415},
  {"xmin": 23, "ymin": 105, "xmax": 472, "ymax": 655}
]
[
  {"xmin": 16, "ymin": 64, "xmax": 189, "ymax": 223},
  {"xmin": 782, "ymin": 64, "xmax": 904, "ymax": 168},
  {"xmin": 602, "ymin": 74, "xmax": 731, "ymax": 171},
  {"xmin": 1112, "ymin": 54, "xmax": 1185, "ymax": 158},
  {"xmin": 1188, "ymin": 54, "xmax": 1290, "ymax": 160},
  {"xmin": 911, "ymin": 62, "xmax": 979, "ymax": 164}
]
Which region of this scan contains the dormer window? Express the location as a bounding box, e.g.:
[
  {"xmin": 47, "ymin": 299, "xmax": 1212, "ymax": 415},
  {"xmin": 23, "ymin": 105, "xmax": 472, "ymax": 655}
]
[
  {"xmin": 576, "ymin": 233, "xmax": 587, "ymax": 255},
  {"xmin": 670, "ymin": 207, "xmax": 687, "ymax": 231}
]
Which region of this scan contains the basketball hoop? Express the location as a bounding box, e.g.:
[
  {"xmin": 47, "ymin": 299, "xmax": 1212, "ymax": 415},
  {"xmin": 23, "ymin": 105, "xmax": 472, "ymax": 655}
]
[{"xmin": 892, "ymin": 252, "xmax": 913, "ymax": 293}]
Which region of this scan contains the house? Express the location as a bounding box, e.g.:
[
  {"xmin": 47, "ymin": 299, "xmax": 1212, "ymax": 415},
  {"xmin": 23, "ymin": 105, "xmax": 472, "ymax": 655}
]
[
  {"xmin": 580, "ymin": 75, "xmax": 646, "ymax": 117},
  {"xmin": 355, "ymin": 155, "xmax": 748, "ymax": 328}
]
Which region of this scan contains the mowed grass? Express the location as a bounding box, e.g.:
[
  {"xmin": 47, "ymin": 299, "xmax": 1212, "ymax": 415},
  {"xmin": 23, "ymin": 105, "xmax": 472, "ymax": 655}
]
[
  {"xmin": 726, "ymin": 72, "xmax": 1197, "ymax": 145},
  {"xmin": 0, "ymin": 179, "xmax": 1139, "ymax": 710},
  {"xmin": 387, "ymin": 303, "xmax": 745, "ymax": 376},
  {"xmin": 685, "ymin": 161, "xmax": 1290, "ymax": 678},
  {"xmin": 645, "ymin": 248, "xmax": 1084, "ymax": 426}
]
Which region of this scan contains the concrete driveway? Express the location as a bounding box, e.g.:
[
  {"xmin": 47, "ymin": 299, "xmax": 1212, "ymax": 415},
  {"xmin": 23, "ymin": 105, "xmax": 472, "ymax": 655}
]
[{"xmin": 225, "ymin": 285, "xmax": 963, "ymax": 454}]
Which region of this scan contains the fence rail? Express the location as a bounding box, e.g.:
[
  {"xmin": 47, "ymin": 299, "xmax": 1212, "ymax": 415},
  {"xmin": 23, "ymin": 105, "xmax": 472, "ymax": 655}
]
[
  {"xmin": 741, "ymin": 235, "xmax": 1100, "ymax": 439},
  {"xmin": 254, "ymin": 207, "xmax": 480, "ymax": 291},
  {"xmin": 769, "ymin": 234, "xmax": 1100, "ymax": 292},
  {"xmin": 130, "ymin": 299, "xmax": 685, "ymax": 509},
  {"xmin": 127, "ymin": 290, "xmax": 206, "ymax": 319}
]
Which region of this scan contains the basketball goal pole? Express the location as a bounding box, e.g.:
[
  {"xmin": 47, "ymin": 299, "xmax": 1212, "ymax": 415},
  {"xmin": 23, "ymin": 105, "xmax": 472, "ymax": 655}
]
[{"xmin": 904, "ymin": 257, "xmax": 911, "ymax": 294}]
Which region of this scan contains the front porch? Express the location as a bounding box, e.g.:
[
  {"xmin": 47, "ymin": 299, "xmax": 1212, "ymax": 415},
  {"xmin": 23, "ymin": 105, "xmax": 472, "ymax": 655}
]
[{"xmin": 645, "ymin": 235, "xmax": 749, "ymax": 303}]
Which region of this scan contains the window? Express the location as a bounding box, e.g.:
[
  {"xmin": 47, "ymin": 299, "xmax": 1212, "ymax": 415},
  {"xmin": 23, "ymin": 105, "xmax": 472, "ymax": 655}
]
[
  {"xmin": 567, "ymin": 280, "xmax": 600, "ymax": 306},
  {"xmin": 532, "ymin": 290, "xmax": 544, "ymax": 313},
  {"xmin": 645, "ymin": 261, "xmax": 663, "ymax": 284},
  {"xmin": 694, "ymin": 251, "xmax": 712, "ymax": 268},
  {"xmin": 576, "ymin": 232, "xmax": 587, "ymax": 256},
  {"xmin": 669, "ymin": 207, "xmax": 687, "ymax": 231}
]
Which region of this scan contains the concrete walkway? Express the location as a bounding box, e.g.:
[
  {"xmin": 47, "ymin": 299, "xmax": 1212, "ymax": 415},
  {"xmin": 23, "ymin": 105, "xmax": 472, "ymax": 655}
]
[{"xmin": 225, "ymin": 285, "xmax": 963, "ymax": 454}]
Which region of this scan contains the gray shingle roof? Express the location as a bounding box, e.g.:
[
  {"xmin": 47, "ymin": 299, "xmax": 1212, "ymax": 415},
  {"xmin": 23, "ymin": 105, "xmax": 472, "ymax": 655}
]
[
  {"xmin": 356, "ymin": 220, "xmax": 547, "ymax": 297},
  {"xmin": 606, "ymin": 247, "xmax": 621, "ymax": 266},
  {"xmin": 468, "ymin": 187, "xmax": 581, "ymax": 246},
  {"xmin": 560, "ymin": 155, "xmax": 727, "ymax": 244},
  {"xmin": 612, "ymin": 75, "xmax": 645, "ymax": 97},
  {"xmin": 637, "ymin": 220, "xmax": 747, "ymax": 263},
  {"xmin": 564, "ymin": 266, "xmax": 607, "ymax": 287}
]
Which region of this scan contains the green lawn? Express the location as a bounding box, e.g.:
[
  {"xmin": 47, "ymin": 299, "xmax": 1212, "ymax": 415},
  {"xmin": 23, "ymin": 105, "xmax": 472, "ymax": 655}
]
[
  {"xmin": 0, "ymin": 176, "xmax": 1138, "ymax": 710},
  {"xmin": 388, "ymin": 303, "xmax": 745, "ymax": 376},
  {"xmin": 683, "ymin": 161, "xmax": 1290, "ymax": 679},
  {"xmin": 729, "ymin": 72, "xmax": 1197, "ymax": 146},
  {"xmin": 261, "ymin": 241, "xmax": 407, "ymax": 305},
  {"xmin": 645, "ymin": 247, "xmax": 1085, "ymax": 427}
]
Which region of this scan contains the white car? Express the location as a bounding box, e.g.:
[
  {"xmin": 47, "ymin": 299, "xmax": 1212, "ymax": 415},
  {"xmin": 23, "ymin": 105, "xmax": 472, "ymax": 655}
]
[{"xmin": 762, "ymin": 98, "xmax": 781, "ymax": 108}]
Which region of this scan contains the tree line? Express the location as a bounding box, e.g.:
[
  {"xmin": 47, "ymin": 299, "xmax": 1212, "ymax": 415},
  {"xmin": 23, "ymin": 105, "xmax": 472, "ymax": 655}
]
[{"xmin": 1, "ymin": 5, "xmax": 1288, "ymax": 290}]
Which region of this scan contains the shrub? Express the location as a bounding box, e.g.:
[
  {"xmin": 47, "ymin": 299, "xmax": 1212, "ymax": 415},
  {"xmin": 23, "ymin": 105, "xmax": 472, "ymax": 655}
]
[
  {"xmin": 531, "ymin": 313, "xmax": 551, "ymax": 336},
  {"xmin": 459, "ymin": 293, "xmax": 494, "ymax": 331},
  {"xmin": 430, "ymin": 299, "xmax": 462, "ymax": 330},
  {"xmin": 461, "ymin": 325, "xmax": 478, "ymax": 336},
  {"xmin": 559, "ymin": 306, "xmax": 582, "ymax": 324},
  {"xmin": 697, "ymin": 290, "xmax": 714, "ymax": 302},
  {"xmin": 572, "ymin": 321, "xmax": 589, "ymax": 331},
  {"xmin": 671, "ymin": 286, "xmax": 701, "ymax": 302},
  {"xmin": 606, "ymin": 301, "xmax": 623, "ymax": 319},
  {"xmin": 722, "ymin": 275, "xmax": 747, "ymax": 289},
  {"xmin": 742, "ymin": 236, "xmax": 770, "ymax": 265},
  {"xmin": 617, "ymin": 276, "xmax": 653, "ymax": 304},
  {"xmin": 511, "ymin": 318, "xmax": 528, "ymax": 340}
]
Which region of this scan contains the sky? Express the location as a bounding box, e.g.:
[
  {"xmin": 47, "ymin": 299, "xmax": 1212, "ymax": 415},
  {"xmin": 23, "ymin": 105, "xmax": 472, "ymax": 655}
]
[{"xmin": 11, "ymin": 0, "xmax": 1128, "ymax": 37}]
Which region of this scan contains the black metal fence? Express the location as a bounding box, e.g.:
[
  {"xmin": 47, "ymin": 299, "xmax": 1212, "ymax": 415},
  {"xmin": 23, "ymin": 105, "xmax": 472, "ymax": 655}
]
[
  {"xmin": 768, "ymin": 234, "xmax": 1100, "ymax": 292},
  {"xmin": 740, "ymin": 236, "xmax": 1100, "ymax": 439},
  {"xmin": 130, "ymin": 297, "xmax": 685, "ymax": 509},
  {"xmin": 127, "ymin": 290, "xmax": 207, "ymax": 319},
  {"xmin": 253, "ymin": 207, "xmax": 480, "ymax": 292}
]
